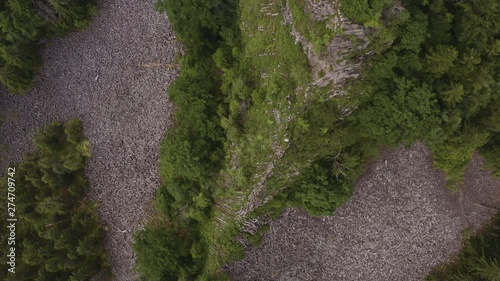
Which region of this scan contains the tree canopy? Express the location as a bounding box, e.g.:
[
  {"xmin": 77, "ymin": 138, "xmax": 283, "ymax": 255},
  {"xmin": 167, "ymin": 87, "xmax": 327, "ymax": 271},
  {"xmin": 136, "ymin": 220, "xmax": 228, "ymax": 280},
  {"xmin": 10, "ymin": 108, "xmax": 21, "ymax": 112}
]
[
  {"xmin": 0, "ymin": 0, "xmax": 96, "ymax": 93},
  {"xmin": 0, "ymin": 119, "xmax": 109, "ymax": 281},
  {"xmin": 347, "ymin": 0, "xmax": 500, "ymax": 187}
]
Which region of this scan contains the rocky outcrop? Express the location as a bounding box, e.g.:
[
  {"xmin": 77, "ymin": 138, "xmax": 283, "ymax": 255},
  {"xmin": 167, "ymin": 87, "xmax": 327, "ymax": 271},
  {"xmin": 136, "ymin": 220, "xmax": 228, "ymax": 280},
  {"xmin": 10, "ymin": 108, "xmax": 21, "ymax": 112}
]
[{"xmin": 283, "ymin": 0, "xmax": 368, "ymax": 98}]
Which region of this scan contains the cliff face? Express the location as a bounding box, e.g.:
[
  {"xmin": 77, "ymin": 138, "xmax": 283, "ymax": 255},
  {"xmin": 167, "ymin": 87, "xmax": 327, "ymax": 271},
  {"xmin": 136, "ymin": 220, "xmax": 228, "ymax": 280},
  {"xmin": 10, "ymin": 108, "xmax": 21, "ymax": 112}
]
[{"xmin": 284, "ymin": 0, "xmax": 368, "ymax": 98}]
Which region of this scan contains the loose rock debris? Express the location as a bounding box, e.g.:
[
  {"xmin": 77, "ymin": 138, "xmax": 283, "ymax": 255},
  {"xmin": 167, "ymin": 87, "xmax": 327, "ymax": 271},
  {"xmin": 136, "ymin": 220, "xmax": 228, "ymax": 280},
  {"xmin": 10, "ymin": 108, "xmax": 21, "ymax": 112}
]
[
  {"xmin": 226, "ymin": 143, "xmax": 500, "ymax": 281},
  {"xmin": 0, "ymin": 0, "xmax": 181, "ymax": 279}
]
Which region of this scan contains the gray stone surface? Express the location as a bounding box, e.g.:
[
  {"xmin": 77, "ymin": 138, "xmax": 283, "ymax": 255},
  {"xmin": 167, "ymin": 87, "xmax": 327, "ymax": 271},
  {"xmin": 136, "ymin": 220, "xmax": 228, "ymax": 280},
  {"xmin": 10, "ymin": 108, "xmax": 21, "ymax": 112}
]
[
  {"xmin": 0, "ymin": 1, "xmax": 180, "ymax": 280},
  {"xmin": 226, "ymin": 143, "xmax": 500, "ymax": 281}
]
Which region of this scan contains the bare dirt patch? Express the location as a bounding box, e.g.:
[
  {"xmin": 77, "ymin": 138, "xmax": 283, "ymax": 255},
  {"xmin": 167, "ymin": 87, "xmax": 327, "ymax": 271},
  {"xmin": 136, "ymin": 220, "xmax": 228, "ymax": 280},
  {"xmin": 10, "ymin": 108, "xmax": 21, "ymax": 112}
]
[
  {"xmin": 225, "ymin": 143, "xmax": 500, "ymax": 280},
  {"xmin": 0, "ymin": 0, "xmax": 180, "ymax": 279}
]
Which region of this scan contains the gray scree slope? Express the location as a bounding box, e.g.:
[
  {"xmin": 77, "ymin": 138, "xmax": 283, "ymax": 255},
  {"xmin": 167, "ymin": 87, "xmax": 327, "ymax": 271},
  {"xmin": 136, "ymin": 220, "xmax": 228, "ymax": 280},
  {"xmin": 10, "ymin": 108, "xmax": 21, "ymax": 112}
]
[
  {"xmin": 0, "ymin": 0, "xmax": 180, "ymax": 279},
  {"xmin": 226, "ymin": 143, "xmax": 500, "ymax": 281},
  {"xmin": 2, "ymin": 1, "xmax": 499, "ymax": 281}
]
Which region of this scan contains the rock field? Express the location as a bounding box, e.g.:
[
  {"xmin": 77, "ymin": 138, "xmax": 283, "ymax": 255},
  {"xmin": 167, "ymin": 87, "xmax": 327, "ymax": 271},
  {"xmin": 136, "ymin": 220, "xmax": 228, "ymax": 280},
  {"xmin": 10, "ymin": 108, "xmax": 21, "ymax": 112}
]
[{"xmin": 0, "ymin": 0, "xmax": 181, "ymax": 279}]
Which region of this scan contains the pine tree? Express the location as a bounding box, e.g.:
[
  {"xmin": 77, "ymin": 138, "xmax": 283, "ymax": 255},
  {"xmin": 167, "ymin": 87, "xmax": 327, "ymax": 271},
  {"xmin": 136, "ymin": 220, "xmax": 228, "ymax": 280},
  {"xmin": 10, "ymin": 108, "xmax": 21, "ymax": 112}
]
[
  {"xmin": 0, "ymin": 119, "xmax": 108, "ymax": 280},
  {"xmin": 0, "ymin": 0, "xmax": 96, "ymax": 93},
  {"xmin": 0, "ymin": 65, "xmax": 34, "ymax": 94}
]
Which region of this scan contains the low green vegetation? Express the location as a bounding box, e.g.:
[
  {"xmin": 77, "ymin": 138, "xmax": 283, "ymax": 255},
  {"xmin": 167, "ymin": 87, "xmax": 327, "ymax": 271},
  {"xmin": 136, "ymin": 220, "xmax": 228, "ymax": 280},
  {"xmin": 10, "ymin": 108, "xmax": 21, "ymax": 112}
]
[
  {"xmin": 0, "ymin": 0, "xmax": 96, "ymax": 93},
  {"xmin": 0, "ymin": 119, "xmax": 109, "ymax": 280},
  {"xmin": 134, "ymin": 0, "xmax": 500, "ymax": 280},
  {"xmin": 288, "ymin": 0, "xmax": 339, "ymax": 53},
  {"xmin": 134, "ymin": 0, "xmax": 377, "ymax": 279},
  {"xmin": 133, "ymin": 0, "xmax": 238, "ymax": 279},
  {"xmin": 427, "ymin": 214, "xmax": 500, "ymax": 281},
  {"xmin": 243, "ymin": 224, "xmax": 270, "ymax": 247},
  {"xmin": 339, "ymin": 0, "xmax": 395, "ymax": 27}
]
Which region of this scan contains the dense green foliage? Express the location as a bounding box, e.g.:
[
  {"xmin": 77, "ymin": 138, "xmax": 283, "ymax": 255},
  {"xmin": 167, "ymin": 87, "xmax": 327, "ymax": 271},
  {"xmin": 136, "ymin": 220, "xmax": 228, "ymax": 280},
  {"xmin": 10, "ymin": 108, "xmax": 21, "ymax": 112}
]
[
  {"xmin": 344, "ymin": 1, "xmax": 500, "ymax": 275},
  {"xmin": 134, "ymin": 0, "xmax": 367, "ymax": 279},
  {"xmin": 134, "ymin": 0, "xmax": 500, "ymax": 280},
  {"xmin": 345, "ymin": 0, "xmax": 500, "ymax": 188},
  {"xmin": 133, "ymin": 0, "xmax": 239, "ymax": 280},
  {"xmin": 427, "ymin": 214, "xmax": 500, "ymax": 281},
  {"xmin": 0, "ymin": 0, "xmax": 96, "ymax": 93},
  {"xmin": 0, "ymin": 119, "xmax": 109, "ymax": 280},
  {"xmin": 339, "ymin": 0, "xmax": 395, "ymax": 27},
  {"xmin": 287, "ymin": 161, "xmax": 353, "ymax": 216},
  {"xmin": 133, "ymin": 223, "xmax": 205, "ymax": 281}
]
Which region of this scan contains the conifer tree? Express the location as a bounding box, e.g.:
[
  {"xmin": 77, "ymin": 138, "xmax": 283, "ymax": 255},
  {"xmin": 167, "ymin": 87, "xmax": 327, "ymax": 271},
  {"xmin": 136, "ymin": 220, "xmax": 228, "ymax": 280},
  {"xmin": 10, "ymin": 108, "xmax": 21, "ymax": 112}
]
[
  {"xmin": 0, "ymin": 0, "xmax": 96, "ymax": 93},
  {"xmin": 0, "ymin": 118, "xmax": 109, "ymax": 280}
]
